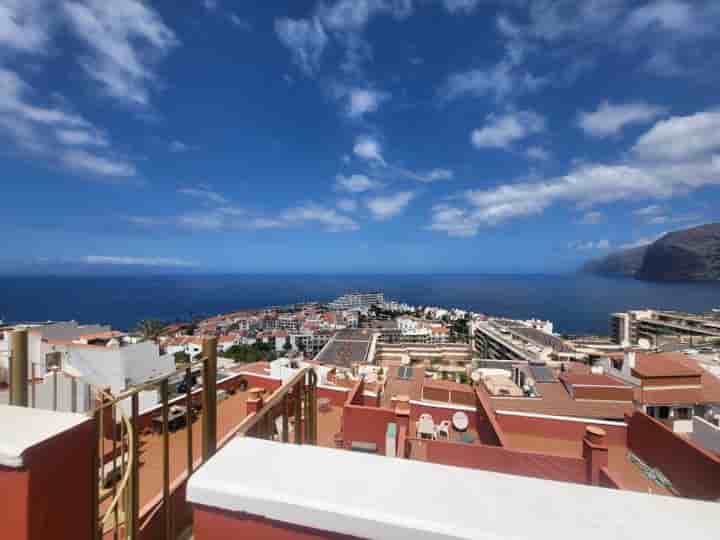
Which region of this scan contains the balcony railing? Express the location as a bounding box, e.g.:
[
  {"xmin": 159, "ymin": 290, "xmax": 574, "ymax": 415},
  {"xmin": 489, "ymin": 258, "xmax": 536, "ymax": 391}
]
[
  {"xmin": 231, "ymin": 366, "xmax": 318, "ymax": 444},
  {"xmin": 6, "ymin": 328, "xmax": 318, "ymax": 540}
]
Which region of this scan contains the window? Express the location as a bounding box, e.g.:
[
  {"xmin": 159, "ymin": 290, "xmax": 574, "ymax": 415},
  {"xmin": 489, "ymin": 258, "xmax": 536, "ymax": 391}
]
[
  {"xmin": 676, "ymin": 407, "xmax": 692, "ymax": 420},
  {"xmin": 659, "ymin": 406, "xmax": 670, "ymax": 419},
  {"xmin": 646, "ymin": 406, "xmax": 657, "ymax": 418}
]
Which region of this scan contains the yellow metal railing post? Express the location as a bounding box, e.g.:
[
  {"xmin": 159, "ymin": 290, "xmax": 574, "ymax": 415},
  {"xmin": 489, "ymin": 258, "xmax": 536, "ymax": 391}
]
[
  {"xmin": 202, "ymin": 337, "xmax": 218, "ymax": 460},
  {"xmin": 9, "ymin": 329, "xmax": 29, "ymax": 407},
  {"xmin": 161, "ymin": 378, "xmax": 171, "ymax": 540},
  {"xmin": 92, "ymin": 408, "xmax": 101, "ymax": 540},
  {"xmin": 130, "ymin": 393, "xmax": 140, "ymax": 540},
  {"xmin": 185, "ymin": 367, "xmax": 194, "ymax": 474}
]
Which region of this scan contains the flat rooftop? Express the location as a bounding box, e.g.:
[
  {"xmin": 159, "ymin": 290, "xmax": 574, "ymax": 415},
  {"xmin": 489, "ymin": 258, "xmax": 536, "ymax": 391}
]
[{"xmin": 188, "ymin": 438, "xmax": 715, "ymax": 540}]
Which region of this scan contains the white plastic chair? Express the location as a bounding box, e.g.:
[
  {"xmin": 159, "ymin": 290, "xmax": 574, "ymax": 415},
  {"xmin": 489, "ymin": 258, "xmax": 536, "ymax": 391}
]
[
  {"xmin": 436, "ymin": 420, "xmax": 451, "ymax": 439},
  {"xmin": 417, "ymin": 416, "xmax": 436, "ymax": 440}
]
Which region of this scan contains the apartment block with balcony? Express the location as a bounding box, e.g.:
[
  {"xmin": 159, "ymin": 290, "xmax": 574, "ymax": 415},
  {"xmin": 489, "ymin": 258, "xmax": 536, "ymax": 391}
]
[{"xmin": 611, "ymin": 309, "xmax": 720, "ymax": 348}]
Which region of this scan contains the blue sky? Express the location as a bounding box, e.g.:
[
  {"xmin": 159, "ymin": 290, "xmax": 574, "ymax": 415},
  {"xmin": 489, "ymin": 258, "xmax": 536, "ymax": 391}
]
[{"xmin": 2, "ymin": 0, "xmax": 720, "ymax": 274}]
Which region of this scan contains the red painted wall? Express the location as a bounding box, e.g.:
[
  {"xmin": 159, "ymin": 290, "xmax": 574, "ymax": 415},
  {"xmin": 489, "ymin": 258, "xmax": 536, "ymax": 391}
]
[
  {"xmin": 316, "ymin": 386, "xmax": 349, "ymax": 408},
  {"xmin": 414, "ymin": 438, "xmax": 587, "ymax": 484},
  {"xmin": 496, "ymin": 413, "xmax": 628, "ymax": 446},
  {"xmin": 598, "ymin": 467, "xmax": 622, "ymax": 490},
  {"xmin": 340, "ymin": 379, "xmax": 398, "ymax": 454},
  {"xmin": 627, "ymin": 412, "xmax": 720, "ymax": 500},
  {"xmin": 474, "ymin": 386, "xmax": 506, "ymax": 446},
  {"xmin": 193, "ymin": 505, "xmax": 363, "ymax": 540},
  {"xmin": 1, "ymin": 417, "xmax": 97, "ymax": 540},
  {"xmin": 0, "ymin": 466, "xmax": 30, "ymax": 540},
  {"xmin": 139, "ymin": 475, "xmax": 193, "ymax": 540},
  {"xmin": 341, "ymin": 404, "xmax": 396, "ymax": 454}
]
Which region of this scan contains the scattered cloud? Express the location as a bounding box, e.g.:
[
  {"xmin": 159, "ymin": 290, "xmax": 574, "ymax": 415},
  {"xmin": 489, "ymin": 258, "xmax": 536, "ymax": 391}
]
[
  {"xmin": 441, "ymin": 62, "xmax": 545, "ymax": 102},
  {"xmin": 229, "ymin": 14, "xmax": 252, "ymax": 31},
  {"xmin": 55, "ymin": 128, "xmax": 108, "ymax": 147},
  {"xmin": 625, "ymin": 1, "xmax": 700, "ymax": 34},
  {"xmin": 366, "ymin": 191, "xmax": 415, "ymax": 220},
  {"xmin": 281, "ymin": 203, "xmax": 359, "ymax": 232},
  {"xmin": 353, "ymin": 134, "xmax": 385, "ymax": 164},
  {"xmin": 62, "ymin": 0, "xmax": 179, "ymax": 107},
  {"xmin": 471, "ymin": 110, "xmax": 545, "ymax": 149},
  {"xmin": 345, "ymin": 88, "xmax": 389, "ymax": 119},
  {"xmin": 0, "ymin": 0, "xmax": 51, "ymax": 54},
  {"xmin": 132, "ymin": 187, "xmax": 358, "ymax": 233},
  {"xmin": 275, "ymin": 17, "xmax": 328, "ymax": 76},
  {"xmin": 431, "ymin": 109, "xmax": 720, "ymax": 236},
  {"xmin": 443, "ymin": 0, "xmax": 480, "ymax": 15},
  {"xmin": 178, "ymin": 186, "xmax": 228, "ymax": 205},
  {"xmin": 169, "ymin": 140, "xmax": 193, "ymax": 153},
  {"xmin": 82, "ymin": 255, "xmax": 195, "ymax": 267},
  {"xmin": 202, "ymin": 0, "xmax": 218, "ymax": 11},
  {"xmin": 632, "ymin": 110, "xmax": 720, "ymax": 161},
  {"xmin": 428, "ymin": 204, "xmax": 481, "ymax": 237},
  {"xmin": 645, "ymin": 212, "xmax": 703, "ymax": 225},
  {"xmin": 578, "ymin": 101, "xmax": 667, "ymax": 137},
  {"xmin": 578, "ymin": 211, "xmax": 605, "ymax": 225},
  {"xmin": 400, "ymin": 167, "xmax": 454, "ymax": 183},
  {"xmin": 337, "ymin": 198, "xmax": 358, "ymax": 212},
  {"xmin": 526, "ymin": 146, "xmax": 550, "ymax": 161},
  {"xmin": 60, "ymin": 149, "xmax": 136, "ymax": 178},
  {"xmin": 634, "ymin": 204, "xmax": 664, "ymax": 216},
  {"xmin": 335, "ymin": 174, "xmax": 382, "ymax": 193},
  {"xmin": 570, "ymin": 239, "xmax": 611, "ymax": 250},
  {"xmin": 619, "ymin": 233, "xmax": 665, "ymax": 250}
]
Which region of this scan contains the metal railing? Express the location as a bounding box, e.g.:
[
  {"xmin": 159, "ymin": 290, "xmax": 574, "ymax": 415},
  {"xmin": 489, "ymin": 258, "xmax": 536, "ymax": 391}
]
[
  {"xmin": 90, "ymin": 336, "xmax": 219, "ymax": 540},
  {"xmin": 233, "ymin": 366, "xmax": 318, "ymax": 444},
  {"xmin": 6, "ymin": 328, "xmax": 319, "ymax": 540}
]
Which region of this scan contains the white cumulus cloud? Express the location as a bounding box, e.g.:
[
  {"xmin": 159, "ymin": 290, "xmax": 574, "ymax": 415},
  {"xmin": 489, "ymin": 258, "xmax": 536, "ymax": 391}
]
[
  {"xmin": 335, "ymin": 174, "xmax": 382, "ymax": 193},
  {"xmin": 353, "ymin": 134, "xmax": 385, "ymax": 164},
  {"xmin": 62, "ymin": 0, "xmax": 178, "ymax": 107},
  {"xmin": 275, "ymin": 17, "xmax": 328, "ymax": 76},
  {"xmin": 366, "ymin": 191, "xmax": 414, "ymax": 220},
  {"xmin": 471, "ymin": 110, "xmax": 545, "ymax": 149},
  {"xmin": 578, "ymin": 101, "xmax": 667, "ymax": 137}
]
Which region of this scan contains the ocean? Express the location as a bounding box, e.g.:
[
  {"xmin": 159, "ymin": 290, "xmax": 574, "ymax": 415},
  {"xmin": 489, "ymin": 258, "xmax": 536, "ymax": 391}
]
[{"xmin": 1, "ymin": 274, "xmax": 719, "ymax": 335}]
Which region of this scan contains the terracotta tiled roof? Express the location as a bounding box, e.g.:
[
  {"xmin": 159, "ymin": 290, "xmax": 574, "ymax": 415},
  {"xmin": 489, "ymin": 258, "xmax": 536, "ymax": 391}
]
[
  {"xmin": 632, "ymin": 353, "xmax": 703, "ymax": 378},
  {"xmin": 640, "ymin": 387, "xmax": 705, "ymax": 405},
  {"xmin": 490, "ymin": 382, "xmax": 634, "ymax": 420},
  {"xmin": 424, "ymin": 379, "xmax": 472, "ymax": 392},
  {"xmin": 559, "ymin": 372, "xmax": 630, "ymax": 387}
]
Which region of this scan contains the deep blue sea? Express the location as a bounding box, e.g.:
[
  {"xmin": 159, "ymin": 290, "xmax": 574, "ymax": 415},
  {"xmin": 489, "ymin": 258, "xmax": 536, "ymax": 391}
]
[{"xmin": 1, "ymin": 274, "xmax": 719, "ymax": 335}]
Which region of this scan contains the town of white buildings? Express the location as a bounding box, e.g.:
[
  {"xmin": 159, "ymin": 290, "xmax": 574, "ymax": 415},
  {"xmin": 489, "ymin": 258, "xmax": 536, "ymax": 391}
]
[{"xmin": 2, "ymin": 291, "xmax": 720, "ymax": 540}]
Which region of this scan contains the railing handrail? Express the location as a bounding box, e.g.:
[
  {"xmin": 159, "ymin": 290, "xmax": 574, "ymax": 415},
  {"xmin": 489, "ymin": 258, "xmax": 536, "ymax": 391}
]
[
  {"xmin": 233, "ymin": 366, "xmax": 313, "ymax": 437},
  {"xmin": 91, "ymin": 359, "xmax": 207, "ymax": 409},
  {"xmin": 97, "ymin": 388, "xmax": 134, "ymax": 530}
]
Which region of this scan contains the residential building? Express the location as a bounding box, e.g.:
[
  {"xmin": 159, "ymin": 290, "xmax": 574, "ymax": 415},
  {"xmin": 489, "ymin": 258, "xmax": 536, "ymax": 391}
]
[
  {"xmin": 472, "ymin": 318, "xmax": 575, "ymax": 364},
  {"xmin": 327, "ymin": 291, "xmax": 384, "ymax": 311},
  {"xmin": 611, "ymin": 309, "xmax": 720, "ymax": 348}
]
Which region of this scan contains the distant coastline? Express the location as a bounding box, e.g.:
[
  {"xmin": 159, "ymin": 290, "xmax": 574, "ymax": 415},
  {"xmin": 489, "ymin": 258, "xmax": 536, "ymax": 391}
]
[{"xmin": 2, "ymin": 274, "xmax": 720, "ymax": 336}]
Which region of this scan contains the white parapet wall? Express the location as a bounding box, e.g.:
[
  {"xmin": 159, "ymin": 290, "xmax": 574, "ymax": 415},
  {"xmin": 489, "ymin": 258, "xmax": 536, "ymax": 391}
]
[
  {"xmin": 692, "ymin": 416, "xmax": 720, "ymax": 454},
  {"xmin": 187, "ymin": 438, "xmax": 716, "ymax": 540}
]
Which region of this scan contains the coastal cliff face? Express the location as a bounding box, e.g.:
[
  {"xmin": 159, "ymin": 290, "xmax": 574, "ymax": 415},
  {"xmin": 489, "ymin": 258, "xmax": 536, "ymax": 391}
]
[
  {"xmin": 583, "ymin": 223, "xmax": 720, "ymax": 281},
  {"xmin": 581, "ymin": 246, "xmax": 647, "ymax": 277}
]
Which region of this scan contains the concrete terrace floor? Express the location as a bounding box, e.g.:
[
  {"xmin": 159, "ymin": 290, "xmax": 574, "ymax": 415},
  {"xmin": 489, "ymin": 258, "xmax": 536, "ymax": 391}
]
[{"xmin": 132, "ymin": 388, "xmax": 344, "ymax": 512}]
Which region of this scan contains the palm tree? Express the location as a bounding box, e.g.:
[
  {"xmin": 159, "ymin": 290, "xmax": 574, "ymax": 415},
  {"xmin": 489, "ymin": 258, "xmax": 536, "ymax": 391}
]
[{"xmin": 135, "ymin": 319, "xmax": 165, "ymax": 341}]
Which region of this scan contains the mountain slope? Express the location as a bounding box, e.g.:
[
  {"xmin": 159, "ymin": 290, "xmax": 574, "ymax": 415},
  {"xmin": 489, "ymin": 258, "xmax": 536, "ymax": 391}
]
[
  {"xmin": 636, "ymin": 223, "xmax": 720, "ymax": 281},
  {"xmin": 581, "ymin": 245, "xmax": 648, "ymax": 277},
  {"xmin": 582, "ymin": 223, "xmax": 720, "ymax": 281}
]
